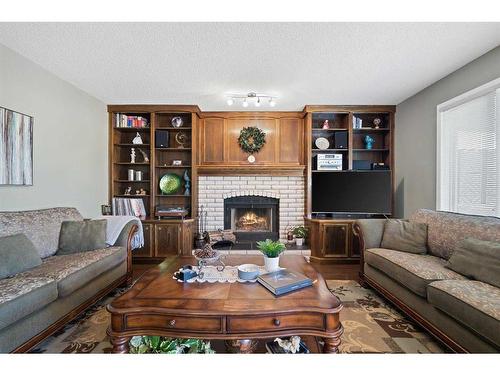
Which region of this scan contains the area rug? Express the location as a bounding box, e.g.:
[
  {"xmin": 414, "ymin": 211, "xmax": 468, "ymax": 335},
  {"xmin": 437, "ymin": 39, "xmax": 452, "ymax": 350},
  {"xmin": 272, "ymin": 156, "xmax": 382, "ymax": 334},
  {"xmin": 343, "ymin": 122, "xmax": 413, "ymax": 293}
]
[{"xmin": 30, "ymin": 280, "xmax": 444, "ymax": 353}]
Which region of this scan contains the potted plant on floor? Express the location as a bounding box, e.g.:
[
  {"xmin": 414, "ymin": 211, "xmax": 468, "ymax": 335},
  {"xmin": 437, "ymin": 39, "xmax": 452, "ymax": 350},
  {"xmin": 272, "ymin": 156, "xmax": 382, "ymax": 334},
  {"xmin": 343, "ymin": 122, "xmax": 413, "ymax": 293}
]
[
  {"xmin": 257, "ymin": 239, "xmax": 286, "ymax": 272},
  {"xmin": 292, "ymin": 226, "xmax": 308, "ymax": 246}
]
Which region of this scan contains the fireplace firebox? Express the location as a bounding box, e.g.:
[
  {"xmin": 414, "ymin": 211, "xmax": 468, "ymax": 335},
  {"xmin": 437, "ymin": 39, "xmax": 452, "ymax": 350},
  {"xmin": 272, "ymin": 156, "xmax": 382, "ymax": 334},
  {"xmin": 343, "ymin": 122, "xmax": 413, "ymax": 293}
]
[{"xmin": 224, "ymin": 196, "xmax": 279, "ymax": 249}]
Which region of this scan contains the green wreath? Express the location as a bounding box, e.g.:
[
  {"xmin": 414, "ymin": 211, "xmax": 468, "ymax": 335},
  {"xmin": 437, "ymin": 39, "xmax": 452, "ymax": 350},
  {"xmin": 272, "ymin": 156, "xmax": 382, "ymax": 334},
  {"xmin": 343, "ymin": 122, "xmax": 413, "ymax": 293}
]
[{"xmin": 238, "ymin": 126, "xmax": 266, "ymax": 154}]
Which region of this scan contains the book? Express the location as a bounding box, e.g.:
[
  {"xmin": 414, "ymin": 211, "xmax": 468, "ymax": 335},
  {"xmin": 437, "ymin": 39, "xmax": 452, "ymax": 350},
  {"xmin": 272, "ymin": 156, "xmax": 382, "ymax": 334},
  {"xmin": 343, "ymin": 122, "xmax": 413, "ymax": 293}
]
[
  {"xmin": 115, "ymin": 113, "xmax": 149, "ymax": 128},
  {"xmin": 257, "ymin": 269, "xmax": 313, "ymax": 296},
  {"xmin": 112, "ymin": 198, "xmax": 146, "ymax": 219}
]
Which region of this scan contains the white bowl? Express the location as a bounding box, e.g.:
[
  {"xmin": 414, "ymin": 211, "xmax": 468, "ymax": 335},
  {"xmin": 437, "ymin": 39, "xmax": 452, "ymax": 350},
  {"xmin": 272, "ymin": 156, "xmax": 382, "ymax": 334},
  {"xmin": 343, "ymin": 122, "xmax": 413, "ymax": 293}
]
[{"xmin": 238, "ymin": 264, "xmax": 260, "ymax": 280}]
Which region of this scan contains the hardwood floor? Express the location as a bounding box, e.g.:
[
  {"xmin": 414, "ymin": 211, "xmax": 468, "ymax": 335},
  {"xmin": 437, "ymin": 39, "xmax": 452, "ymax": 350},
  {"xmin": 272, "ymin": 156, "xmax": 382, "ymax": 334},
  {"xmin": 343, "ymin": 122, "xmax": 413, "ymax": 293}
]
[{"xmin": 132, "ymin": 258, "xmax": 359, "ymax": 282}]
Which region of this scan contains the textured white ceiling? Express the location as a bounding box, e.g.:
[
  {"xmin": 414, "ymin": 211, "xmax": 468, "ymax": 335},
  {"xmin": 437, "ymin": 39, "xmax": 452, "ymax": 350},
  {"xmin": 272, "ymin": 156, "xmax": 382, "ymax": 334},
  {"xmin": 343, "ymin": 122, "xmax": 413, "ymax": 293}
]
[{"xmin": 0, "ymin": 23, "xmax": 499, "ymax": 110}]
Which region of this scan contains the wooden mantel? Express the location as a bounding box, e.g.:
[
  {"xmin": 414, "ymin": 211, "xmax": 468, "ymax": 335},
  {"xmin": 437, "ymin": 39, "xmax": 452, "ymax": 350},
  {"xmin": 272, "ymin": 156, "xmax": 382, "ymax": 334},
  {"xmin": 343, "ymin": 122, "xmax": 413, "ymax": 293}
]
[{"xmin": 197, "ymin": 111, "xmax": 306, "ymax": 175}]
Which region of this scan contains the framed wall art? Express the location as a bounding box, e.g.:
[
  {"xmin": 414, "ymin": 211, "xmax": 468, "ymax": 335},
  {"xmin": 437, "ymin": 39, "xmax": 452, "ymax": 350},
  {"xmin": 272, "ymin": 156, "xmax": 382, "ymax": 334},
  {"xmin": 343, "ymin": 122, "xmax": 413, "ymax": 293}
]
[{"xmin": 0, "ymin": 106, "xmax": 33, "ymax": 185}]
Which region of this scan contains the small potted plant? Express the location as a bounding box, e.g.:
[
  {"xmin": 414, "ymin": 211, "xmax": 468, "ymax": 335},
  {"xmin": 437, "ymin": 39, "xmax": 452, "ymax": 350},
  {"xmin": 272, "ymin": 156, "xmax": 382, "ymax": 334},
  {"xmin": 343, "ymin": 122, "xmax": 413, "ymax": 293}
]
[
  {"xmin": 292, "ymin": 226, "xmax": 308, "ymax": 246},
  {"xmin": 256, "ymin": 239, "xmax": 286, "ymax": 272}
]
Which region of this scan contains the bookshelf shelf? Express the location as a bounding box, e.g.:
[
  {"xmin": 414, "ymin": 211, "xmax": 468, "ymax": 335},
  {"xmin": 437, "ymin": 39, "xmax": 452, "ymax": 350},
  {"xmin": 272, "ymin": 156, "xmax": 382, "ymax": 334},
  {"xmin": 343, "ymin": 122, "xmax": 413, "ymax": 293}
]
[
  {"xmin": 114, "ymin": 143, "xmax": 151, "ymax": 147},
  {"xmin": 312, "ymin": 149, "xmax": 348, "ymax": 152},
  {"xmin": 156, "ymin": 194, "xmax": 191, "ymax": 198},
  {"xmin": 156, "ymin": 165, "xmax": 192, "ymax": 169},
  {"xmin": 352, "ymin": 149, "xmax": 390, "ymax": 152},
  {"xmin": 114, "ymin": 162, "xmax": 150, "ymax": 165},
  {"xmin": 113, "ymin": 194, "xmax": 150, "ymax": 198},
  {"xmin": 155, "ymin": 148, "xmax": 192, "ymax": 151},
  {"xmin": 113, "ymin": 127, "xmax": 150, "ymax": 131},
  {"xmin": 114, "ymin": 180, "xmax": 151, "ymax": 183},
  {"xmin": 353, "ymin": 128, "xmax": 390, "ymax": 132}
]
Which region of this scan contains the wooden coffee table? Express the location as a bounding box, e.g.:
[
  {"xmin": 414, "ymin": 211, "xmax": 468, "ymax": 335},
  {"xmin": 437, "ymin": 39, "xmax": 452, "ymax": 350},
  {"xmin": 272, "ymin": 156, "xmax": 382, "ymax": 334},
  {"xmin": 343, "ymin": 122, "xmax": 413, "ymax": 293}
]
[{"xmin": 107, "ymin": 255, "xmax": 343, "ymax": 353}]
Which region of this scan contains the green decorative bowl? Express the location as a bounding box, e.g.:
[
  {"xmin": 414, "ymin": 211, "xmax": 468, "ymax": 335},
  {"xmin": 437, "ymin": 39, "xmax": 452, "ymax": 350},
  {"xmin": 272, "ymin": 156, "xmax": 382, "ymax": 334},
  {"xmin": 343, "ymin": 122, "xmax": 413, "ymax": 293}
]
[{"xmin": 159, "ymin": 173, "xmax": 182, "ymax": 195}]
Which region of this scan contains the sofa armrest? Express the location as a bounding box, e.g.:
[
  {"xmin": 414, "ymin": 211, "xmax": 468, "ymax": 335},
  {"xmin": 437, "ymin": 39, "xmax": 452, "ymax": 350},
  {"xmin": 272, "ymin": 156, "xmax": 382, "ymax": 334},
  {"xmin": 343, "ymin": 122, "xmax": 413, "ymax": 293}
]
[
  {"xmin": 353, "ymin": 219, "xmax": 387, "ymax": 282},
  {"xmin": 112, "ymin": 221, "xmax": 139, "ymax": 286}
]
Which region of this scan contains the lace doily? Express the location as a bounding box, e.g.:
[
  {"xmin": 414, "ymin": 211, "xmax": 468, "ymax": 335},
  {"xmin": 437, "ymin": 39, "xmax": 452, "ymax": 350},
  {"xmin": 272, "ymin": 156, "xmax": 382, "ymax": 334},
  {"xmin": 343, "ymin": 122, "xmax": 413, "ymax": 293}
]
[{"xmin": 173, "ymin": 265, "xmax": 266, "ymax": 283}]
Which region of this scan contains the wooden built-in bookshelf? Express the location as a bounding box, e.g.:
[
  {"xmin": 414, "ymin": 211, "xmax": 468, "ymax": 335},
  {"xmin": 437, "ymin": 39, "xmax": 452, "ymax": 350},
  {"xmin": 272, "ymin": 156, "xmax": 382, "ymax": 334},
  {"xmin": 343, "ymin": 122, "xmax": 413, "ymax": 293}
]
[
  {"xmin": 303, "ymin": 105, "xmax": 396, "ymax": 264},
  {"xmin": 108, "ymin": 105, "xmax": 200, "ymax": 260}
]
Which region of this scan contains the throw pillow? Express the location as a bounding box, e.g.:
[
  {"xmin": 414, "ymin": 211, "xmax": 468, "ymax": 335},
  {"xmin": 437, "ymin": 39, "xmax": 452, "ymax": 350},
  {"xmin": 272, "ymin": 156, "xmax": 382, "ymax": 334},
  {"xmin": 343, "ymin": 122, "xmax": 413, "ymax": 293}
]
[
  {"xmin": 446, "ymin": 238, "xmax": 500, "ymax": 288},
  {"xmin": 0, "ymin": 233, "xmax": 42, "ymax": 279},
  {"xmin": 57, "ymin": 219, "xmax": 107, "ymax": 255},
  {"xmin": 380, "ymin": 219, "xmax": 428, "ymax": 254}
]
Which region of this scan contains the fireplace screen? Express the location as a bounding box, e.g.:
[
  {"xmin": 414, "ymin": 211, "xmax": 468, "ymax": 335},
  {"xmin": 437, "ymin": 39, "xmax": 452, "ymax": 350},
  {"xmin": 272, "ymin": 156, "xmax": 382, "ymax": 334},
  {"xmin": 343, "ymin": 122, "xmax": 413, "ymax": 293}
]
[
  {"xmin": 231, "ymin": 208, "xmax": 273, "ymax": 232},
  {"xmin": 224, "ymin": 195, "xmax": 279, "ymax": 246}
]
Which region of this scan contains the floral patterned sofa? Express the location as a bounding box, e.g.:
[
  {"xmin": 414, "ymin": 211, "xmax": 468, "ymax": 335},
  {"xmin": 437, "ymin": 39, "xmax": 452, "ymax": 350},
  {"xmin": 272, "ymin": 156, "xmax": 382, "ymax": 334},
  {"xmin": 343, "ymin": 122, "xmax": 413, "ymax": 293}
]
[
  {"xmin": 354, "ymin": 209, "xmax": 500, "ymax": 353},
  {"xmin": 0, "ymin": 207, "xmax": 138, "ymax": 353}
]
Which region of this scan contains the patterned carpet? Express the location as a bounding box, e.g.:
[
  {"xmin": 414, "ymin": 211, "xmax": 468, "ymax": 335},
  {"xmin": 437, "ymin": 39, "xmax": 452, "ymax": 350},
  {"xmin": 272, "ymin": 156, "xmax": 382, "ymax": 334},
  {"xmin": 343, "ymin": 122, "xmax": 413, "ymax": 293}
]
[{"xmin": 31, "ymin": 280, "xmax": 444, "ymax": 353}]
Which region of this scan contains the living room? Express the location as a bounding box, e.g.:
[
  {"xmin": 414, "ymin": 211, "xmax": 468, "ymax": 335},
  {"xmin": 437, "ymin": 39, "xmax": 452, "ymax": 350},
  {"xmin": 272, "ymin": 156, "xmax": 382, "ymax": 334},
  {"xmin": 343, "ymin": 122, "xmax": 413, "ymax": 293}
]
[{"xmin": 1, "ymin": 1, "xmax": 499, "ymax": 373}]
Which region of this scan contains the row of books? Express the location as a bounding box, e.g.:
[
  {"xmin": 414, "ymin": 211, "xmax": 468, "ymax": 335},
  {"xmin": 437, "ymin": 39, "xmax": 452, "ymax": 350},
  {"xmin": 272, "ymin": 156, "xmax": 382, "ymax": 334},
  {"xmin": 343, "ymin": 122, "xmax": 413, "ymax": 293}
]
[
  {"xmin": 115, "ymin": 113, "xmax": 149, "ymax": 128},
  {"xmin": 112, "ymin": 198, "xmax": 147, "ymax": 219}
]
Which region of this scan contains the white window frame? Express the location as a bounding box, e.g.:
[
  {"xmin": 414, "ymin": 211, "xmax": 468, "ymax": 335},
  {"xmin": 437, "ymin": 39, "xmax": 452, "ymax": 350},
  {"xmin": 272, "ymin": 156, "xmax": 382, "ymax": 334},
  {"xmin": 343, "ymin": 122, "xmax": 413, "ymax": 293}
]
[{"xmin": 436, "ymin": 77, "xmax": 500, "ymax": 217}]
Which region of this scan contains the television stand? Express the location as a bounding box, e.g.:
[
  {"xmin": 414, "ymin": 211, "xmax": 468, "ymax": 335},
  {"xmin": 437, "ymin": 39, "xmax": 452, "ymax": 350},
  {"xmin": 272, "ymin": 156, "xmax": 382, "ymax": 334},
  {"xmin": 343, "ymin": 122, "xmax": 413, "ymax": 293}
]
[{"xmin": 305, "ymin": 217, "xmax": 363, "ymax": 264}]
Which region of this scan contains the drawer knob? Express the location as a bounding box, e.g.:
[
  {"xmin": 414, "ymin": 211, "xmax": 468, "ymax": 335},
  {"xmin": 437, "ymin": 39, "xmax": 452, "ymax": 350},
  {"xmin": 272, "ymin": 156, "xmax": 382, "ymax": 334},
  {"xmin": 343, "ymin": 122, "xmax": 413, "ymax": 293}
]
[
  {"xmin": 273, "ymin": 318, "xmax": 280, "ymax": 326},
  {"xmin": 169, "ymin": 319, "xmax": 176, "ymax": 327}
]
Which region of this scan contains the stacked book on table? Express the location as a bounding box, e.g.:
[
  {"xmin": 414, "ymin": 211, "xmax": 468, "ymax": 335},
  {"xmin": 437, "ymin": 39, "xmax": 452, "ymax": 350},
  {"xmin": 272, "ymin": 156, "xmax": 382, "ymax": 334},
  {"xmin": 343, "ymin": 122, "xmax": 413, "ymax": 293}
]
[{"xmin": 257, "ymin": 269, "xmax": 313, "ymax": 296}]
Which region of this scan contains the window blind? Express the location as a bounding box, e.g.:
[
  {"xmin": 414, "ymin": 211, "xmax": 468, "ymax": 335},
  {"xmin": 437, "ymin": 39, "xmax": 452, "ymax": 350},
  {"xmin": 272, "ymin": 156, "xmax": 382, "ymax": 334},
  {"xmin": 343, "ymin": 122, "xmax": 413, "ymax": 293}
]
[{"xmin": 438, "ymin": 89, "xmax": 499, "ymax": 217}]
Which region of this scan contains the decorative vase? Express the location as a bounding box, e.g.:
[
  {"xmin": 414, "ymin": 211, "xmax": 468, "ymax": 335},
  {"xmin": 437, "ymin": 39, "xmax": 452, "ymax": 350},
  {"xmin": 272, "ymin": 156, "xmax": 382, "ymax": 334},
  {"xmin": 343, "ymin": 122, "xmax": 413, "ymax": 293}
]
[
  {"xmin": 264, "ymin": 256, "xmax": 280, "ymax": 273},
  {"xmin": 295, "ymin": 238, "xmax": 304, "ymax": 246}
]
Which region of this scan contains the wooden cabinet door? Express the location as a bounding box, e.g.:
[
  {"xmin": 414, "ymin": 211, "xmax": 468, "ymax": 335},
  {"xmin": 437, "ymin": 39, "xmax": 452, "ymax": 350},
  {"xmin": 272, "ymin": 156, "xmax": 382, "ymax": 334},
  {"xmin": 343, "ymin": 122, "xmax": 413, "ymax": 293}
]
[
  {"xmin": 155, "ymin": 223, "xmax": 180, "ymax": 257},
  {"xmin": 133, "ymin": 223, "xmax": 154, "ymax": 258},
  {"xmin": 321, "ymin": 223, "xmax": 349, "ymax": 257},
  {"xmin": 350, "ymin": 224, "xmax": 361, "ymax": 257},
  {"xmin": 200, "ymin": 118, "xmax": 225, "ymax": 164},
  {"xmin": 180, "ymin": 220, "xmax": 194, "ymax": 256}
]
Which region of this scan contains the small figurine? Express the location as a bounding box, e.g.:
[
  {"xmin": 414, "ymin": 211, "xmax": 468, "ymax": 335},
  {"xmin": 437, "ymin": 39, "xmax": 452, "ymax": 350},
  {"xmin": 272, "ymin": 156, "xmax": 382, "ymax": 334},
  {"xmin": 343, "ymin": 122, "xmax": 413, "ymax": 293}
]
[
  {"xmin": 322, "ymin": 120, "xmax": 330, "ymax": 129},
  {"xmin": 183, "ymin": 170, "xmax": 191, "ymax": 196},
  {"xmin": 132, "ymin": 132, "xmax": 143, "ymax": 144},
  {"xmin": 139, "ymin": 188, "xmax": 147, "ymax": 195},
  {"xmin": 124, "ymin": 186, "xmax": 132, "ymax": 195},
  {"xmin": 373, "ymin": 118, "xmax": 382, "ymax": 129},
  {"xmin": 138, "ymin": 148, "xmax": 149, "ymax": 162},
  {"xmin": 130, "ymin": 148, "xmax": 136, "ymax": 163},
  {"xmin": 364, "ymin": 135, "xmax": 375, "ymax": 150}
]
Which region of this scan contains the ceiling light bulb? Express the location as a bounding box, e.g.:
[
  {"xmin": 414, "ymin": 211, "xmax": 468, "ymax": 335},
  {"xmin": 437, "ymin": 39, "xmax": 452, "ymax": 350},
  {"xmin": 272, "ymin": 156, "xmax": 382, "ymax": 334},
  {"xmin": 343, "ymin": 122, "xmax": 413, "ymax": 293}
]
[
  {"xmin": 255, "ymin": 97, "xmax": 261, "ymax": 107},
  {"xmin": 269, "ymin": 98, "xmax": 276, "ymax": 107},
  {"xmin": 226, "ymin": 98, "xmax": 234, "ymax": 106},
  {"xmin": 242, "ymin": 99, "xmax": 249, "ymax": 108}
]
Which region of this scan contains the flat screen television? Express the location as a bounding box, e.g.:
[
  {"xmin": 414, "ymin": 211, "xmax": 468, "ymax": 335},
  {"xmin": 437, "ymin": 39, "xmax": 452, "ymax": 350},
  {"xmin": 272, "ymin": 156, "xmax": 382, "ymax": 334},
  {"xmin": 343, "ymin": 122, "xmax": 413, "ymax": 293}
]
[{"xmin": 312, "ymin": 171, "xmax": 391, "ymax": 215}]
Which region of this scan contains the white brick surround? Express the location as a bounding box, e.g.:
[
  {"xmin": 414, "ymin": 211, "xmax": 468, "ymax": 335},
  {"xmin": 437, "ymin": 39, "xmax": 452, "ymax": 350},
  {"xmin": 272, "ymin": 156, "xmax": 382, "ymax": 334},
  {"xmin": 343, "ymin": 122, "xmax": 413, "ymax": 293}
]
[{"xmin": 198, "ymin": 175, "xmax": 305, "ymax": 241}]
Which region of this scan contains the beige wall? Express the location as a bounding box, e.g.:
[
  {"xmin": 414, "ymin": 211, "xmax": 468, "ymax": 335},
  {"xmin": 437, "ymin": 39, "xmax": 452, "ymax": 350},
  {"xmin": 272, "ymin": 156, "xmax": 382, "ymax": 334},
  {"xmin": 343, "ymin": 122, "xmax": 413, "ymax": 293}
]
[
  {"xmin": 395, "ymin": 46, "xmax": 500, "ymax": 218},
  {"xmin": 0, "ymin": 44, "xmax": 107, "ymax": 217}
]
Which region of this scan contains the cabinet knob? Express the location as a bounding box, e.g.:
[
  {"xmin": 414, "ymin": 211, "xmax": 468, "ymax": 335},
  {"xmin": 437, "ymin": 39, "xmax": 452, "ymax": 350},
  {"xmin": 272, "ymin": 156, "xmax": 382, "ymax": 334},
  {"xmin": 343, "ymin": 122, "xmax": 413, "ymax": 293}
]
[
  {"xmin": 273, "ymin": 318, "xmax": 281, "ymax": 326},
  {"xmin": 169, "ymin": 319, "xmax": 176, "ymax": 327}
]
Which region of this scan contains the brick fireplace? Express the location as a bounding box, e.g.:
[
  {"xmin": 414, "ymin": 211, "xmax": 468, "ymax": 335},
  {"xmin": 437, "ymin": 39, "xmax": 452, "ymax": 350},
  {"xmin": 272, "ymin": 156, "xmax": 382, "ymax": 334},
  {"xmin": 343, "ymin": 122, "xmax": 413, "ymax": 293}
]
[{"xmin": 197, "ymin": 176, "xmax": 305, "ymax": 246}]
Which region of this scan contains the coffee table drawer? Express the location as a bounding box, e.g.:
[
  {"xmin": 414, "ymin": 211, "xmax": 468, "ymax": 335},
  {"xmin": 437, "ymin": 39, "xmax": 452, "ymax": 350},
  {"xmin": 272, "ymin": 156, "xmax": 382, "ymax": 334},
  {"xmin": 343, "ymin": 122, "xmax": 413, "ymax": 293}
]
[
  {"xmin": 126, "ymin": 314, "xmax": 222, "ymax": 333},
  {"xmin": 227, "ymin": 313, "xmax": 325, "ymax": 333}
]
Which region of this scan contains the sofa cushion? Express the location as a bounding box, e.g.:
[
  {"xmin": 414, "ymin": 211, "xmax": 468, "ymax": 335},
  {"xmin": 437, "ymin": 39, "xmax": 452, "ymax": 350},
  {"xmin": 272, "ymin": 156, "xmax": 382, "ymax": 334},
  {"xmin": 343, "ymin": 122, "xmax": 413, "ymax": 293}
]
[
  {"xmin": 0, "ymin": 207, "xmax": 83, "ymax": 259},
  {"xmin": 365, "ymin": 248, "xmax": 466, "ymax": 297},
  {"xmin": 57, "ymin": 219, "xmax": 107, "ymax": 255},
  {"xmin": 0, "ymin": 275, "xmax": 57, "ymax": 330},
  {"xmin": 20, "ymin": 246, "xmax": 126, "ymax": 297},
  {"xmin": 427, "ymin": 280, "xmax": 500, "ymax": 347},
  {"xmin": 0, "ymin": 233, "xmax": 42, "ymax": 279},
  {"xmin": 380, "ymin": 219, "xmax": 428, "ymax": 254},
  {"xmin": 446, "ymin": 238, "xmax": 500, "ymax": 288},
  {"xmin": 410, "ymin": 209, "xmax": 500, "ymax": 260}
]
